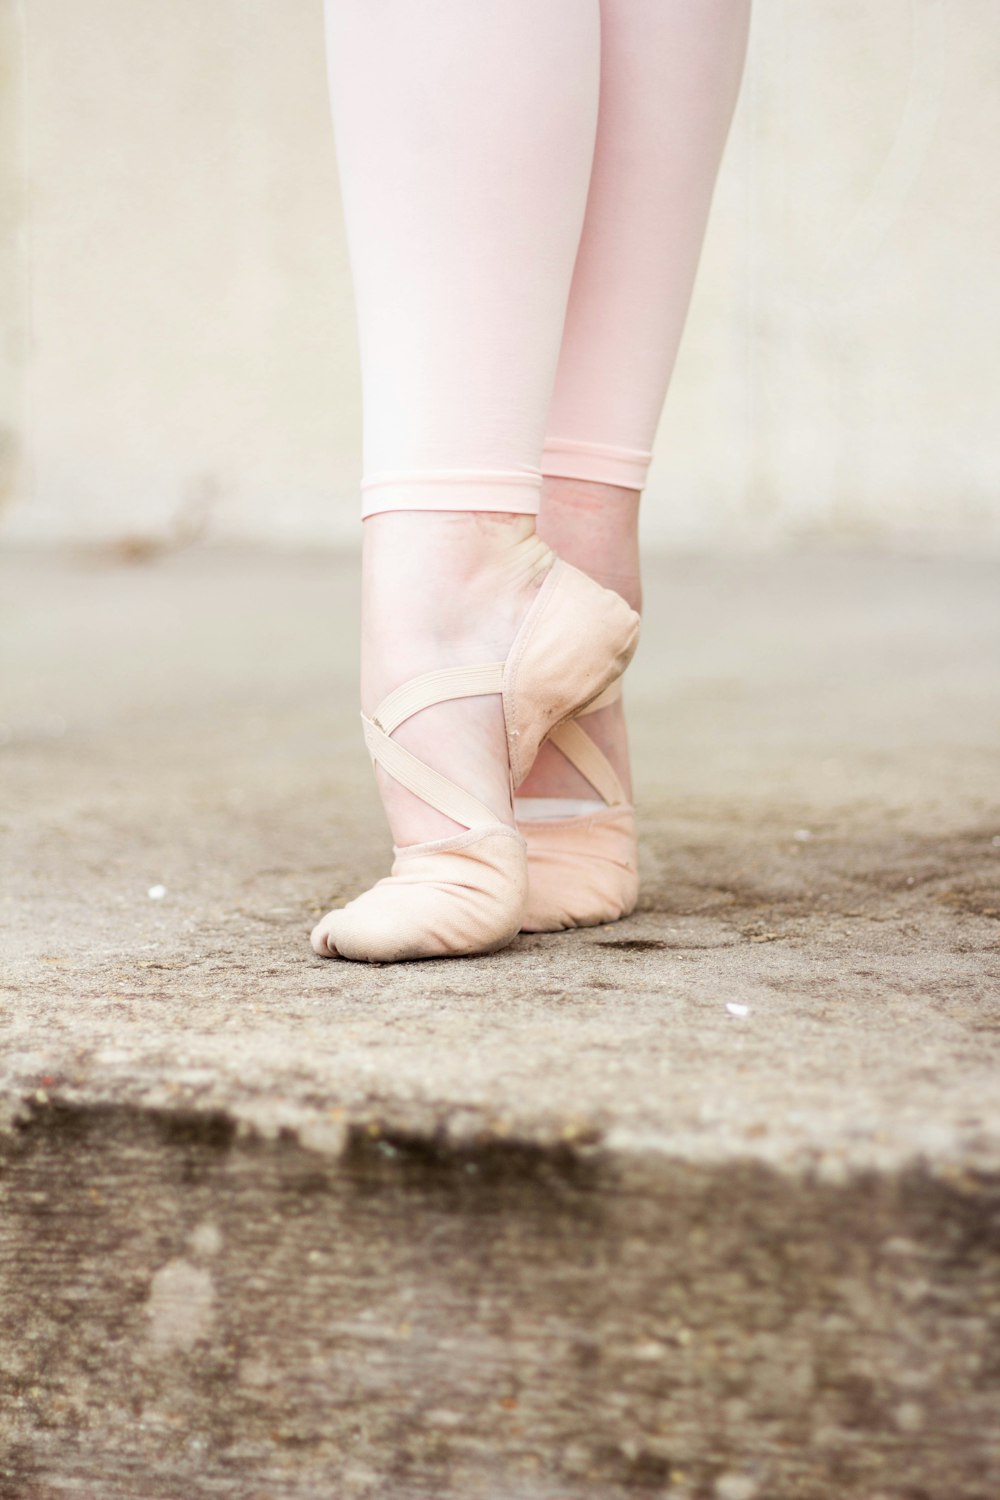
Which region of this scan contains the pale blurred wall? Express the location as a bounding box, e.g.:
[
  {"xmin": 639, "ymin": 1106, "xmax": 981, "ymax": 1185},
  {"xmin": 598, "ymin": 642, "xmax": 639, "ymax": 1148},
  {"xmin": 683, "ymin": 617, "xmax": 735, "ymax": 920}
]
[{"xmin": 1, "ymin": 0, "xmax": 997, "ymax": 552}]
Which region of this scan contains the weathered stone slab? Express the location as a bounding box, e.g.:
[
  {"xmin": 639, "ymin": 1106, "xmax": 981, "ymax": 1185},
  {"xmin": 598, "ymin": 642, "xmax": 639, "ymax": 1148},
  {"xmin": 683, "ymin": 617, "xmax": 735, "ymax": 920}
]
[{"xmin": 2, "ymin": 1103, "xmax": 998, "ymax": 1500}]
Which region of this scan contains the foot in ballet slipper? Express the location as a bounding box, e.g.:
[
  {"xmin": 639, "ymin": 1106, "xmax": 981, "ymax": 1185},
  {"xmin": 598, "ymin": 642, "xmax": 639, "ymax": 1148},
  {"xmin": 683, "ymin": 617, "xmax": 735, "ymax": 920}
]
[{"xmin": 311, "ymin": 559, "xmax": 639, "ymax": 963}]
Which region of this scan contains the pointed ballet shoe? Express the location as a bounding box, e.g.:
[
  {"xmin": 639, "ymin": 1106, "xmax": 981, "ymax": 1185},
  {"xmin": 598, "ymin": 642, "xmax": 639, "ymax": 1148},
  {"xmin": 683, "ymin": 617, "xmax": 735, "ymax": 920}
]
[
  {"xmin": 311, "ymin": 558, "xmax": 640, "ymax": 963},
  {"xmin": 515, "ymin": 679, "xmax": 639, "ymax": 933}
]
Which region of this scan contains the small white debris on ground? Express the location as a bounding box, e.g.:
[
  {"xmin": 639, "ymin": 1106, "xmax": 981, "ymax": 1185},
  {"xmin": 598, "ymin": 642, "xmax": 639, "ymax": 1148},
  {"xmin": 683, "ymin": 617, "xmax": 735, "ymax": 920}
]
[
  {"xmin": 714, "ymin": 1474, "xmax": 759, "ymax": 1500},
  {"xmin": 726, "ymin": 1003, "xmax": 751, "ymax": 1018},
  {"xmin": 147, "ymin": 885, "xmax": 168, "ymax": 900},
  {"xmin": 793, "ymin": 828, "xmax": 813, "ymax": 841},
  {"xmin": 146, "ymin": 1259, "xmax": 215, "ymax": 1353}
]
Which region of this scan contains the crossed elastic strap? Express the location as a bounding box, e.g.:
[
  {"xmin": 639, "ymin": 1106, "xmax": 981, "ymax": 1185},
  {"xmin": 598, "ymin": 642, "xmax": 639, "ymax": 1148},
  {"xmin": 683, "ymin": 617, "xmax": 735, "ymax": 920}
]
[
  {"xmin": 542, "ymin": 678, "xmax": 627, "ymax": 807},
  {"xmin": 362, "ymin": 668, "xmax": 627, "ymax": 831},
  {"xmin": 362, "ymin": 664, "xmax": 505, "ymax": 831}
]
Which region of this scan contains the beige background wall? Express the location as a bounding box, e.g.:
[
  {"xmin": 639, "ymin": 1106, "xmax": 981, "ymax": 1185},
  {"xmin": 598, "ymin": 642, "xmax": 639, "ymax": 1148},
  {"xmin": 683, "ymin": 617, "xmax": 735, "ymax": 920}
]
[{"xmin": 1, "ymin": 0, "xmax": 997, "ymax": 552}]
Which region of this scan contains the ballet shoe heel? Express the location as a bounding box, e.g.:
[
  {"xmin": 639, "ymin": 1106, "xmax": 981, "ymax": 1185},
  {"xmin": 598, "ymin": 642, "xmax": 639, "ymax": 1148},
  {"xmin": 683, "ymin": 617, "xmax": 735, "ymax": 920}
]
[
  {"xmin": 310, "ymin": 555, "xmax": 640, "ymax": 964},
  {"xmin": 504, "ymin": 558, "xmax": 641, "ymax": 789}
]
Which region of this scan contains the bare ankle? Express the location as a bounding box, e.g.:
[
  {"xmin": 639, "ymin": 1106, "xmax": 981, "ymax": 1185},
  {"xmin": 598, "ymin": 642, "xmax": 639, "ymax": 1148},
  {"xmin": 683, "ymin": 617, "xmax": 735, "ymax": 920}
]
[
  {"xmin": 364, "ymin": 509, "xmax": 539, "ymax": 575},
  {"xmin": 362, "ymin": 510, "xmax": 552, "ymax": 651}
]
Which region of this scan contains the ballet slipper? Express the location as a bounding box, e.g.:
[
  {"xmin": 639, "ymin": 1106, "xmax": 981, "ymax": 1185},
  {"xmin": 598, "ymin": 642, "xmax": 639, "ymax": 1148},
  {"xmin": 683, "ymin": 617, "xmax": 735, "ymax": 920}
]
[
  {"xmin": 515, "ymin": 679, "xmax": 639, "ymax": 933},
  {"xmin": 311, "ymin": 559, "xmax": 640, "ymax": 963}
]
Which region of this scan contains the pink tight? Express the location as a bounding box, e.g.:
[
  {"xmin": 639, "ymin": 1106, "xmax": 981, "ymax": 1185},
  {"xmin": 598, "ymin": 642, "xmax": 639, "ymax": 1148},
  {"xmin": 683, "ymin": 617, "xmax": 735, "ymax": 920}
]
[{"xmin": 323, "ymin": 0, "xmax": 751, "ymax": 520}]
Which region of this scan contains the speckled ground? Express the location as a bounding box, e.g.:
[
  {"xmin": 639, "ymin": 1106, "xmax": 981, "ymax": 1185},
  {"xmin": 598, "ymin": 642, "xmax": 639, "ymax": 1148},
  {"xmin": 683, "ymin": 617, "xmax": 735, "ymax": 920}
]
[
  {"xmin": 2, "ymin": 545, "xmax": 998, "ymax": 1169},
  {"xmin": 1, "ymin": 545, "xmax": 998, "ymax": 1498}
]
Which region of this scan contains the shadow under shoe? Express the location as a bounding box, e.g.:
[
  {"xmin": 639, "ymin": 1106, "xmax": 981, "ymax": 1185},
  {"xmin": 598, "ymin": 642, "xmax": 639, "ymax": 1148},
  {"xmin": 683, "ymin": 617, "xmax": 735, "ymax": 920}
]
[
  {"xmin": 310, "ymin": 558, "xmax": 641, "ymax": 963},
  {"xmin": 516, "ymin": 679, "xmax": 640, "ymax": 933}
]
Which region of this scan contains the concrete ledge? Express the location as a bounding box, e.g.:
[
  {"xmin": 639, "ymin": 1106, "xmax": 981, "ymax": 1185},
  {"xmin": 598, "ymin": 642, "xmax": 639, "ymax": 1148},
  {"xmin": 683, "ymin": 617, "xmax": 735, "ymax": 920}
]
[{"xmin": 2, "ymin": 1100, "xmax": 999, "ymax": 1500}]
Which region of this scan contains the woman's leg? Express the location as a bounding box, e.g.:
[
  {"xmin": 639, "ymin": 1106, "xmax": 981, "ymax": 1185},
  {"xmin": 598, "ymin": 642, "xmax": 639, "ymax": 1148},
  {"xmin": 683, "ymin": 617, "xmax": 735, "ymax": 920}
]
[
  {"xmin": 519, "ymin": 0, "xmax": 752, "ymax": 809},
  {"xmin": 322, "ymin": 0, "xmax": 601, "ymax": 852}
]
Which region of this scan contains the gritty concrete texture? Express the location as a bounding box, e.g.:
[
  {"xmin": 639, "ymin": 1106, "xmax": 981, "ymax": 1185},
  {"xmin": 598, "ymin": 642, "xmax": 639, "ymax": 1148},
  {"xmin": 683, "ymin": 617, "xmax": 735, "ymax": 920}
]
[{"xmin": 1, "ymin": 545, "xmax": 999, "ymax": 1498}]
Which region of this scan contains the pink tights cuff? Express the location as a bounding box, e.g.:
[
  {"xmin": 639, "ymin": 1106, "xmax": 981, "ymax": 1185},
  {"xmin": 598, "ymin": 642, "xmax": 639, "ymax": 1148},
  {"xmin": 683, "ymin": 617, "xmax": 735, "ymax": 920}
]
[{"xmin": 541, "ymin": 437, "xmax": 650, "ymax": 492}]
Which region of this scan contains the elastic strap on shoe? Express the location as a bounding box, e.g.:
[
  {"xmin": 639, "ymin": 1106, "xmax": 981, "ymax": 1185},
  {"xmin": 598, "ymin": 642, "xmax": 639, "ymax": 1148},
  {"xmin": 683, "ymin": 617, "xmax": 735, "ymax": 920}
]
[
  {"xmin": 363, "ymin": 662, "xmax": 507, "ymax": 830},
  {"xmin": 373, "ymin": 663, "xmax": 503, "ymax": 735},
  {"xmin": 546, "ymin": 676, "xmax": 627, "ymax": 806},
  {"xmin": 546, "ymin": 721, "xmax": 627, "ymax": 807}
]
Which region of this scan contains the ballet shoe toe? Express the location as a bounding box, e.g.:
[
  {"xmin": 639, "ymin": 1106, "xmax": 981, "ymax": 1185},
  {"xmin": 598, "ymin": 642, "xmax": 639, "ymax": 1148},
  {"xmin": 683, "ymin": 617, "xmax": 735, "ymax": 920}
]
[
  {"xmin": 312, "ymin": 827, "xmax": 528, "ymax": 963},
  {"xmin": 310, "ymin": 913, "xmax": 341, "ymax": 957}
]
